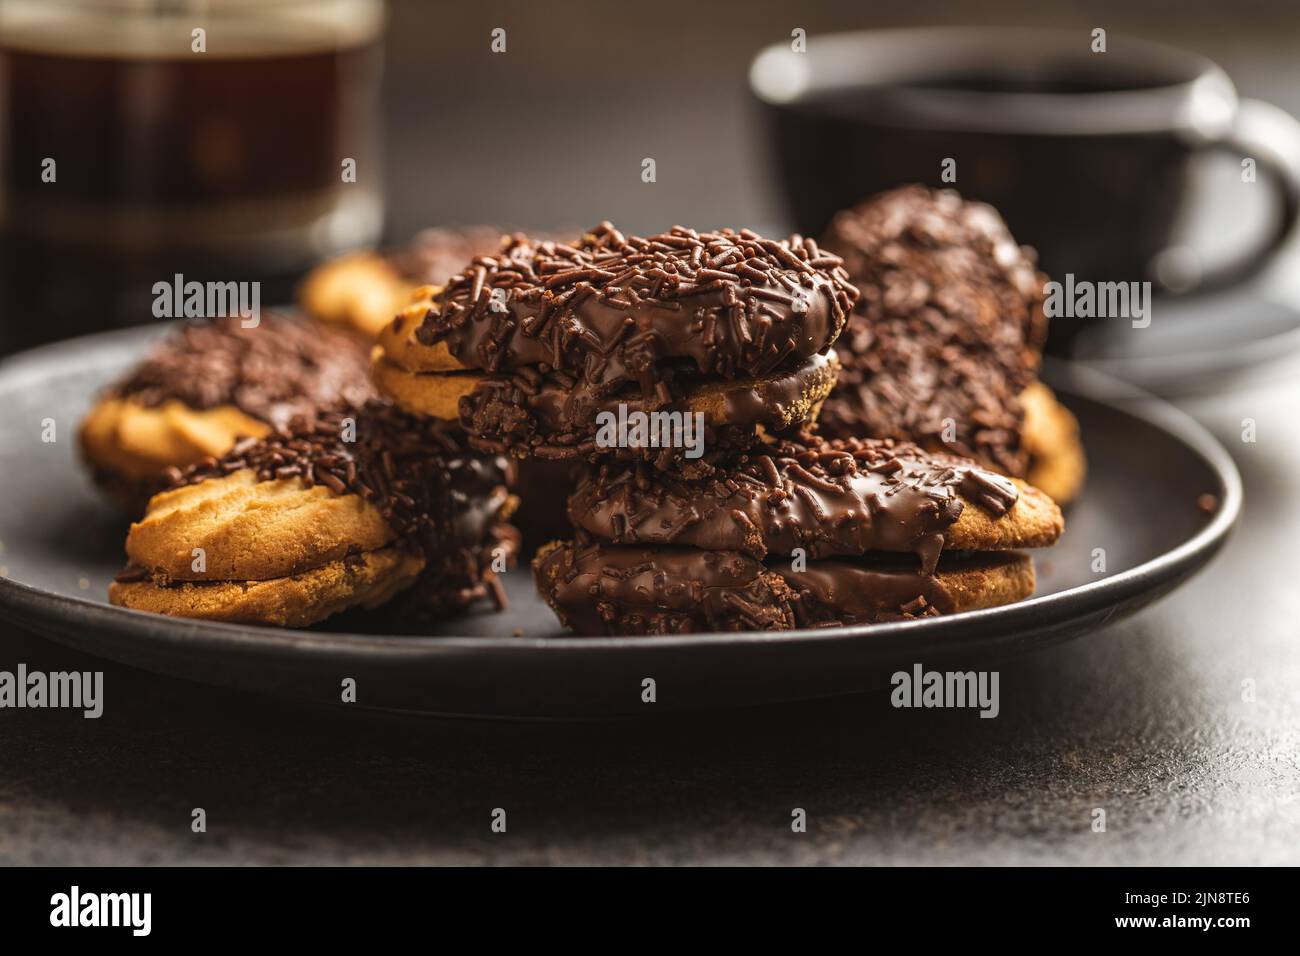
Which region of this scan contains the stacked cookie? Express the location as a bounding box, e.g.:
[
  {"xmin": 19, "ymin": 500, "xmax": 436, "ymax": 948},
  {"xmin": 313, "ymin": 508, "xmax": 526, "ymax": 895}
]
[
  {"xmin": 80, "ymin": 314, "xmax": 375, "ymax": 513},
  {"xmin": 109, "ymin": 402, "xmax": 516, "ymax": 627},
  {"xmin": 535, "ymin": 434, "xmax": 1062, "ymax": 634},
  {"xmin": 371, "ymin": 225, "xmax": 857, "ymax": 560},
  {"xmin": 371, "ymin": 223, "xmax": 851, "ymax": 471},
  {"xmin": 368, "ymin": 221, "xmax": 1063, "ymax": 635},
  {"xmin": 819, "ymin": 185, "xmax": 1086, "ymax": 504}
]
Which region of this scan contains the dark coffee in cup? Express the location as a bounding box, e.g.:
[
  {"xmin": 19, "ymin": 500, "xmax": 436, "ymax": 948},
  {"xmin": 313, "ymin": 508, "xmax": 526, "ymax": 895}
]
[
  {"xmin": 0, "ymin": 0, "xmax": 385, "ymax": 351},
  {"xmin": 751, "ymin": 28, "xmax": 1300, "ymax": 349}
]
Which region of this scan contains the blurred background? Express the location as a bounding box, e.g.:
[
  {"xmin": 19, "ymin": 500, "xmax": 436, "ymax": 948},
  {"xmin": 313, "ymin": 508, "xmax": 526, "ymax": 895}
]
[{"xmin": 3, "ymin": 0, "xmax": 1300, "ymax": 361}]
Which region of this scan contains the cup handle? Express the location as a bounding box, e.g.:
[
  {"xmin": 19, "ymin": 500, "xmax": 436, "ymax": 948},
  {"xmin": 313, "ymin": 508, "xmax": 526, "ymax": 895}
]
[{"xmin": 1178, "ymin": 98, "xmax": 1300, "ymax": 294}]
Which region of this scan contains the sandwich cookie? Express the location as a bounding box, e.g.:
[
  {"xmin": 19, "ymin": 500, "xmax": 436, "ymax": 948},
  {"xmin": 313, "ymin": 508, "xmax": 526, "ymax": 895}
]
[
  {"xmin": 818, "ymin": 185, "xmax": 1051, "ymax": 478},
  {"xmin": 567, "ymin": 435, "xmax": 1062, "ymax": 572},
  {"xmin": 375, "ymin": 224, "xmax": 857, "ymax": 546},
  {"xmin": 398, "ymin": 222, "xmax": 857, "ymax": 389},
  {"xmin": 110, "ymin": 402, "xmax": 517, "ymax": 627},
  {"xmin": 374, "ymin": 224, "xmax": 857, "ymax": 471},
  {"xmin": 534, "ymin": 542, "xmax": 1035, "ymax": 635},
  {"xmin": 535, "ymin": 434, "xmax": 1063, "ymax": 636},
  {"xmin": 80, "ymin": 315, "xmax": 375, "ymax": 513}
]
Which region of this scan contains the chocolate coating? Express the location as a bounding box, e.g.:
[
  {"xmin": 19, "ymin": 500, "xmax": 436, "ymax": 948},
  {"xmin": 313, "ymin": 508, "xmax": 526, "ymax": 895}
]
[
  {"xmin": 416, "ymin": 222, "xmax": 858, "ymax": 391},
  {"xmin": 819, "ymin": 186, "xmax": 1047, "ymax": 476},
  {"xmin": 533, "ymin": 540, "xmax": 974, "ymax": 636},
  {"xmin": 779, "ymin": 560, "xmax": 954, "ymax": 626},
  {"xmin": 113, "ymin": 315, "xmax": 376, "ymax": 429},
  {"xmin": 458, "ymin": 351, "xmax": 838, "ymax": 471},
  {"xmin": 534, "ymin": 540, "xmax": 797, "ymax": 634},
  {"xmin": 567, "ymin": 434, "xmax": 1018, "ymax": 574}
]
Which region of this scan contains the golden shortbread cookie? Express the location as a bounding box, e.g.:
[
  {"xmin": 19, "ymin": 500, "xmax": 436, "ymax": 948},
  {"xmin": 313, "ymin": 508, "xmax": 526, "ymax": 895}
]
[
  {"xmin": 924, "ymin": 552, "xmax": 1036, "ymax": 612},
  {"xmin": 298, "ymin": 251, "xmax": 416, "ymax": 340},
  {"xmin": 1021, "ymin": 381, "xmax": 1087, "ymax": 505},
  {"xmin": 301, "ymin": 227, "xmax": 520, "ymax": 340},
  {"xmin": 375, "ymin": 288, "xmax": 463, "ymax": 373},
  {"xmin": 80, "ymin": 397, "xmax": 269, "ymax": 481},
  {"xmin": 535, "ymin": 541, "xmax": 1035, "ymax": 616},
  {"xmin": 110, "ymin": 548, "xmax": 424, "ymax": 627},
  {"xmin": 494, "ymin": 349, "xmax": 838, "ymax": 431},
  {"xmin": 370, "ymin": 354, "xmax": 485, "ymax": 421},
  {"xmin": 125, "ymin": 470, "xmax": 395, "ymax": 582},
  {"xmin": 945, "ymin": 479, "xmax": 1063, "ymax": 551},
  {"xmin": 565, "ymin": 428, "xmax": 1062, "ymax": 565},
  {"xmin": 77, "ymin": 315, "xmax": 375, "ymax": 516}
]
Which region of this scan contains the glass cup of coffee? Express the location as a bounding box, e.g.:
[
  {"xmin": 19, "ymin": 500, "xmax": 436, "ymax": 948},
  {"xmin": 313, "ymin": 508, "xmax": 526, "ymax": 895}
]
[{"xmin": 0, "ymin": 0, "xmax": 386, "ymax": 350}]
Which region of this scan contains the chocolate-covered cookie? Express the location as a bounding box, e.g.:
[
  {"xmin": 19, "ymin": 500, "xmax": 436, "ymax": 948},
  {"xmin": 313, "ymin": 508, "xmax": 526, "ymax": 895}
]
[
  {"xmin": 407, "ymin": 223, "xmax": 858, "ymax": 392},
  {"xmin": 374, "ymin": 227, "xmax": 853, "ymax": 472},
  {"xmin": 110, "ymin": 401, "xmax": 516, "ymax": 626},
  {"xmin": 452, "ymin": 350, "xmax": 840, "ymax": 467},
  {"xmin": 80, "ymin": 315, "xmax": 375, "ymax": 513},
  {"xmin": 819, "ymin": 186, "xmax": 1047, "ymax": 477},
  {"xmin": 534, "ymin": 540, "xmax": 1034, "ymax": 636},
  {"xmin": 567, "ymin": 434, "xmax": 1061, "ymax": 573},
  {"xmin": 535, "ymin": 430, "xmax": 1064, "ymax": 636}
]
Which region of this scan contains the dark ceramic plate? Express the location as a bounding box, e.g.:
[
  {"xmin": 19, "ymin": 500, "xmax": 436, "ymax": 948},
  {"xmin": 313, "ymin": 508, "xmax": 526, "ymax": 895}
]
[
  {"xmin": 1071, "ymin": 291, "xmax": 1300, "ymax": 395},
  {"xmin": 0, "ymin": 326, "xmax": 1241, "ymax": 718}
]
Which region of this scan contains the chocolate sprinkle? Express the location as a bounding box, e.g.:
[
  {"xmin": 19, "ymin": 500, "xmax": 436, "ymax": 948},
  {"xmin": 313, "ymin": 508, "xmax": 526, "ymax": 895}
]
[
  {"xmin": 567, "ymin": 433, "xmax": 1019, "ymax": 574},
  {"xmin": 819, "ymin": 186, "xmax": 1047, "ymax": 477},
  {"xmin": 416, "ymin": 222, "xmax": 859, "ymax": 393},
  {"xmin": 456, "ymin": 352, "xmax": 833, "ymax": 474},
  {"xmin": 534, "ymin": 540, "xmax": 959, "ymax": 636},
  {"xmin": 113, "ymin": 315, "xmax": 376, "ymax": 429},
  {"xmin": 173, "ymin": 400, "xmax": 516, "ymax": 615}
]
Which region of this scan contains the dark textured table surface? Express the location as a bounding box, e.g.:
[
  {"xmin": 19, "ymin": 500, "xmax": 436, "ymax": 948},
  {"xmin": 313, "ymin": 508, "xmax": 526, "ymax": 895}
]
[
  {"xmin": 3, "ymin": 1, "xmax": 1299, "ymax": 866},
  {"xmin": 1, "ymin": 350, "xmax": 1297, "ymax": 866}
]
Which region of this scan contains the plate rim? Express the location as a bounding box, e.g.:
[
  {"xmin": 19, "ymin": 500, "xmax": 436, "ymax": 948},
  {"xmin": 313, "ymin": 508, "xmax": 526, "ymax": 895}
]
[
  {"xmin": 1070, "ymin": 294, "xmax": 1300, "ymax": 392},
  {"xmin": 0, "ymin": 324, "xmax": 1243, "ymax": 658}
]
